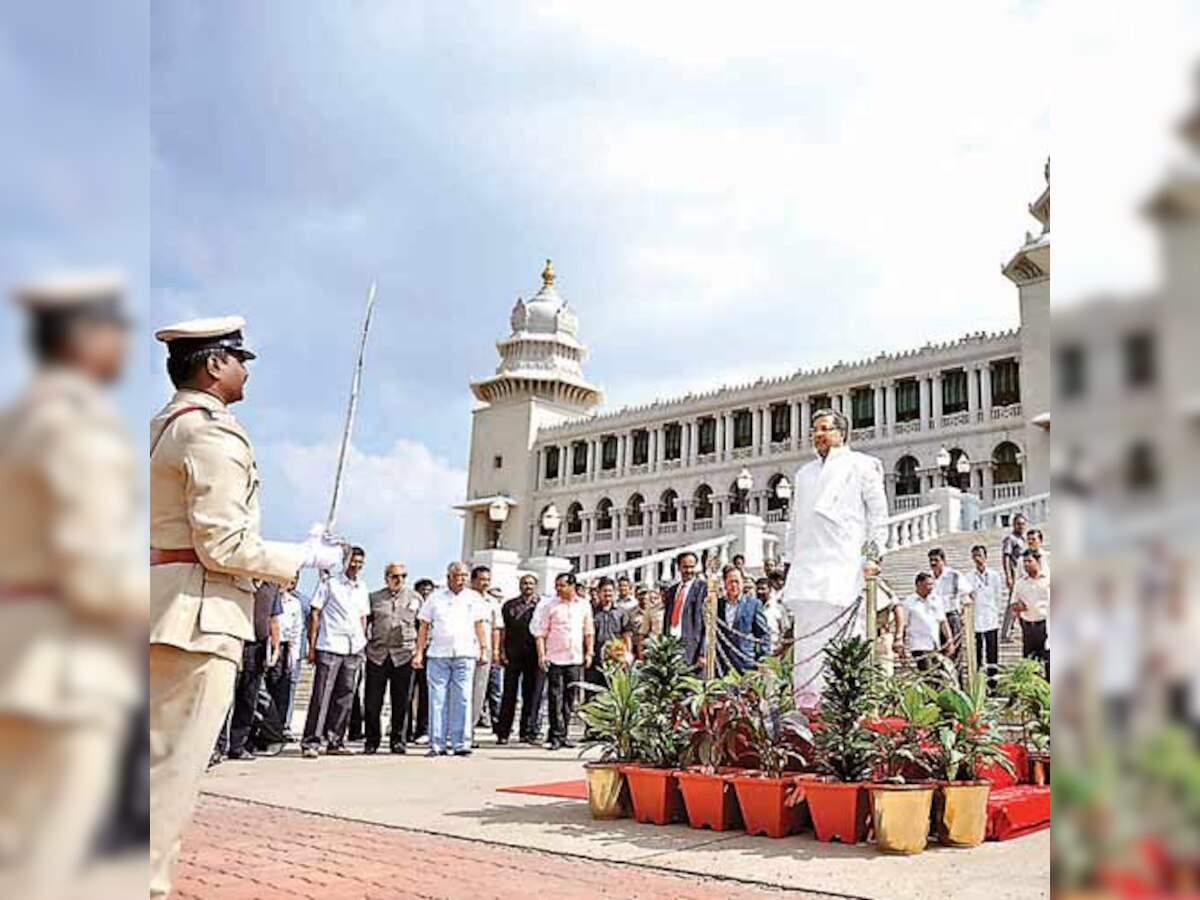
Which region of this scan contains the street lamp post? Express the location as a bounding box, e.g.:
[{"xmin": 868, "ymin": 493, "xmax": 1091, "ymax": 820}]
[
  {"xmin": 775, "ymin": 475, "xmax": 792, "ymax": 519},
  {"xmin": 735, "ymin": 467, "xmax": 753, "ymax": 515},
  {"xmin": 540, "ymin": 503, "xmax": 562, "ymax": 556},
  {"xmin": 488, "ymin": 499, "xmax": 509, "ymax": 550}
]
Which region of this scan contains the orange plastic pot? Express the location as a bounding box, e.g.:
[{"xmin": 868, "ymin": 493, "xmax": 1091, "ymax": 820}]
[
  {"xmin": 802, "ymin": 779, "xmax": 871, "ymax": 844},
  {"xmin": 619, "ymin": 765, "xmax": 685, "ymax": 825},
  {"xmin": 729, "ymin": 774, "xmax": 805, "ymax": 838},
  {"xmin": 675, "ymin": 769, "xmax": 743, "ymax": 832}
]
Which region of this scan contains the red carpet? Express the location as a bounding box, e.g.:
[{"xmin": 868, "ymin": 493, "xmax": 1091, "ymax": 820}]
[
  {"xmin": 986, "ymin": 785, "xmax": 1051, "ymax": 841},
  {"xmin": 497, "ymin": 779, "xmax": 588, "ymax": 800}
]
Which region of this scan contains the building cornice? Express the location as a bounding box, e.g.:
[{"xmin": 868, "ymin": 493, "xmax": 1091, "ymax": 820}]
[{"xmin": 536, "ymin": 328, "xmax": 1021, "ymax": 438}]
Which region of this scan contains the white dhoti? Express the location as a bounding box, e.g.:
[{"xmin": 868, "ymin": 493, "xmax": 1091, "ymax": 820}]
[{"xmin": 780, "ymin": 446, "xmax": 888, "ymax": 707}]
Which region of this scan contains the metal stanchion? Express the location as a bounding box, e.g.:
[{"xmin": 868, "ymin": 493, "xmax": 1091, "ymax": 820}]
[
  {"xmin": 862, "ymin": 540, "xmax": 881, "ymax": 665},
  {"xmin": 965, "ymin": 599, "xmax": 978, "ymax": 682},
  {"xmin": 703, "ymin": 552, "xmax": 721, "ymax": 681}
]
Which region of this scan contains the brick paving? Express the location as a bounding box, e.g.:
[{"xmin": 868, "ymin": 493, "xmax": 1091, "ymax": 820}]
[{"xmin": 175, "ymin": 794, "xmax": 838, "ymax": 900}]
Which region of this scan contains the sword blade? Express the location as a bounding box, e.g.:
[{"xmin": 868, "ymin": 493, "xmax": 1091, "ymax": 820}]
[{"xmin": 326, "ymin": 279, "xmax": 377, "ymax": 532}]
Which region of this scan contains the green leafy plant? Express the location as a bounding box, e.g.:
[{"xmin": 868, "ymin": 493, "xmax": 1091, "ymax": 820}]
[
  {"xmin": 633, "ymin": 635, "xmax": 700, "ymax": 767},
  {"xmin": 995, "ymin": 658, "xmax": 1051, "ymax": 753},
  {"xmin": 578, "ymin": 663, "xmax": 641, "ymax": 763},
  {"xmin": 681, "ymin": 670, "xmax": 745, "ymax": 773},
  {"xmin": 731, "ymin": 657, "xmax": 811, "ymax": 778},
  {"xmin": 813, "ymin": 637, "xmax": 879, "ymax": 782},
  {"xmin": 868, "ymin": 680, "xmax": 939, "ymax": 783},
  {"xmin": 927, "ymin": 671, "xmax": 1015, "ymax": 782}
]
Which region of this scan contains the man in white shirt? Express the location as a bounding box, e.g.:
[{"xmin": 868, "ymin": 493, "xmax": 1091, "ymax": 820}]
[
  {"xmin": 756, "ymin": 577, "xmax": 793, "ymax": 657},
  {"xmin": 928, "ymin": 548, "xmax": 969, "ymax": 680},
  {"xmin": 267, "ymin": 578, "xmax": 306, "ymax": 738},
  {"xmin": 902, "ymin": 573, "xmax": 952, "ymax": 674},
  {"xmin": 468, "ymin": 567, "xmax": 504, "ymax": 741},
  {"xmin": 301, "ymin": 547, "xmax": 370, "ymax": 757},
  {"xmin": 965, "ymin": 545, "xmax": 1005, "ymax": 686},
  {"xmin": 782, "ymin": 409, "xmax": 888, "ymax": 704},
  {"xmin": 1012, "ymin": 549, "xmax": 1050, "ymax": 676},
  {"xmin": 413, "ymin": 562, "xmax": 488, "ymax": 756}
]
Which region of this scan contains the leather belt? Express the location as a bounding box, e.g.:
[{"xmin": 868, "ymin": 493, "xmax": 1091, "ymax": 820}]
[
  {"xmin": 0, "ymin": 584, "xmax": 54, "ymax": 601},
  {"xmin": 150, "ymin": 548, "xmax": 200, "ymax": 566}
]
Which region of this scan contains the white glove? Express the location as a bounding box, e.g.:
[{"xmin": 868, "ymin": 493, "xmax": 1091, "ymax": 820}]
[{"xmin": 298, "ymin": 524, "xmax": 345, "ymax": 571}]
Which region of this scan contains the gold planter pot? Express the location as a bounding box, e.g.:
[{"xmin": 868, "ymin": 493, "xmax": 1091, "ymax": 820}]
[
  {"xmin": 869, "ymin": 784, "xmax": 935, "ymax": 855},
  {"xmin": 585, "ymin": 762, "xmax": 630, "ymax": 820},
  {"xmin": 1029, "ymin": 752, "xmax": 1050, "ymax": 786},
  {"xmin": 934, "ymin": 781, "xmax": 991, "ymax": 847}
]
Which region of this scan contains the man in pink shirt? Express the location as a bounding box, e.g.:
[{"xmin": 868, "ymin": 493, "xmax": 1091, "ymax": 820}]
[{"xmin": 533, "ymin": 572, "xmax": 594, "ymax": 750}]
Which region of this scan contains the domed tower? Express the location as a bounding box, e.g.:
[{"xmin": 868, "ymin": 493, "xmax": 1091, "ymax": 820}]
[
  {"xmin": 1003, "ymin": 159, "xmax": 1051, "ymax": 494},
  {"xmin": 459, "ymin": 261, "xmax": 602, "ymax": 559}
]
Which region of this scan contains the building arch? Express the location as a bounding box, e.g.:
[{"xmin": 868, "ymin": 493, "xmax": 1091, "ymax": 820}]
[
  {"xmin": 693, "ymin": 483, "xmax": 714, "ymax": 521},
  {"xmin": 895, "ymin": 455, "xmax": 921, "ymax": 496},
  {"xmin": 660, "ymin": 489, "xmax": 679, "ymax": 524},
  {"xmin": 992, "ymin": 441, "xmax": 1023, "ymax": 485},
  {"xmin": 595, "ymin": 497, "xmax": 614, "ymax": 531},
  {"xmin": 565, "ymin": 501, "xmax": 584, "ymax": 534},
  {"xmin": 626, "ymin": 492, "xmax": 645, "ymax": 526}
]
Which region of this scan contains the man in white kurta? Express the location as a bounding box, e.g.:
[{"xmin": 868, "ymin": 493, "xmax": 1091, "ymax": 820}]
[{"xmin": 781, "ymin": 409, "xmax": 888, "ymax": 705}]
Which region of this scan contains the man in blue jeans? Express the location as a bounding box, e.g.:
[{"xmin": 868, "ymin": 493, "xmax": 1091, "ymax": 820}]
[{"xmin": 413, "ymin": 561, "xmax": 488, "ymax": 757}]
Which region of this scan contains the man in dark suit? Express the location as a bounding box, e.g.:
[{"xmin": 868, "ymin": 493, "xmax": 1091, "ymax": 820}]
[
  {"xmin": 661, "ymin": 551, "xmax": 723, "ymax": 670},
  {"xmin": 495, "ymin": 574, "xmax": 546, "ymax": 745}
]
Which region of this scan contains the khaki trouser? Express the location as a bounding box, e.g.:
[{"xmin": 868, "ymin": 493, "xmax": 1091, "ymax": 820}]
[
  {"xmin": 149, "ymin": 645, "xmax": 237, "ymax": 899},
  {"xmin": 0, "ymin": 712, "xmax": 123, "ymax": 900}
]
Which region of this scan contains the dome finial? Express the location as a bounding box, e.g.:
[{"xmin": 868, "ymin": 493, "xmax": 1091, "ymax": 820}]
[{"xmin": 541, "ymin": 259, "xmax": 555, "ymax": 287}]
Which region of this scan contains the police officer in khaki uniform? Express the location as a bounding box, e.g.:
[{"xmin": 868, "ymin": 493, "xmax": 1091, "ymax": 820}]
[
  {"xmin": 149, "ymin": 316, "xmax": 341, "ymax": 899},
  {"xmin": 0, "ymin": 273, "xmax": 145, "ymax": 899}
]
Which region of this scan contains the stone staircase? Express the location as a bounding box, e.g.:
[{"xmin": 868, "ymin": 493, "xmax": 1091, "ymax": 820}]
[{"xmin": 880, "ymin": 525, "xmax": 1044, "ymax": 671}]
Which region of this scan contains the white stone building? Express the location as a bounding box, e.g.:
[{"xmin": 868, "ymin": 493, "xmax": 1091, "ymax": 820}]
[{"xmin": 459, "ymin": 166, "xmax": 1051, "ymax": 579}]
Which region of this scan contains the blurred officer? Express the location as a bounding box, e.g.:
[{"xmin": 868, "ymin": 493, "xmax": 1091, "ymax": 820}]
[
  {"xmin": 148, "ymin": 316, "xmax": 341, "ymax": 898},
  {"xmin": 0, "ymin": 273, "xmax": 145, "ymax": 898}
]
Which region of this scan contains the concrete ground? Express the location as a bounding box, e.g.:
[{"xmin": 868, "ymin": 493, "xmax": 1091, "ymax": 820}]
[{"xmin": 196, "ymin": 737, "xmax": 1049, "ymax": 900}]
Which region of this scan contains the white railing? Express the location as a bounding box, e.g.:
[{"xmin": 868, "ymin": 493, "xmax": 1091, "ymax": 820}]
[
  {"xmin": 940, "ymin": 410, "xmax": 970, "ymax": 429},
  {"xmin": 894, "ymin": 419, "xmax": 921, "ymax": 436},
  {"xmin": 624, "ymin": 525, "xmax": 644, "ymax": 539},
  {"xmin": 851, "ymin": 426, "xmax": 876, "ymax": 443},
  {"xmin": 765, "ymin": 509, "xmax": 786, "ymax": 523},
  {"xmin": 594, "ymin": 528, "xmax": 613, "ymax": 542},
  {"xmin": 992, "ymin": 481, "xmax": 1025, "ymax": 502},
  {"xmin": 769, "ymin": 441, "xmax": 790, "ymax": 455},
  {"xmin": 977, "ymin": 492, "xmax": 1049, "ymax": 530},
  {"xmin": 693, "ymin": 519, "xmax": 715, "ymax": 531},
  {"xmin": 658, "ymin": 522, "xmax": 678, "ymax": 534},
  {"xmin": 564, "ymin": 533, "xmax": 583, "ymax": 545},
  {"xmin": 991, "ymin": 402, "xmax": 1022, "ymax": 420},
  {"xmin": 881, "ymin": 504, "xmax": 941, "ymax": 554},
  {"xmin": 575, "ymin": 533, "xmax": 736, "ymax": 583},
  {"xmin": 894, "ymin": 494, "xmax": 923, "ymax": 512}
]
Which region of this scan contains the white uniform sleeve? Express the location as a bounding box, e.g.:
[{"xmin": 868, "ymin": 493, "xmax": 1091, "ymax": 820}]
[{"xmin": 860, "ymin": 455, "xmax": 889, "ymax": 552}]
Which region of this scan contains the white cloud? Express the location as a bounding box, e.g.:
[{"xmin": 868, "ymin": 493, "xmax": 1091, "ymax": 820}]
[{"xmin": 262, "ymin": 438, "xmax": 468, "ymax": 581}]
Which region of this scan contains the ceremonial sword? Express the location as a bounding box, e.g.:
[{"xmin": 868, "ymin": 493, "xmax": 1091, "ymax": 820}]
[{"xmin": 326, "ymin": 279, "xmax": 377, "ymax": 534}]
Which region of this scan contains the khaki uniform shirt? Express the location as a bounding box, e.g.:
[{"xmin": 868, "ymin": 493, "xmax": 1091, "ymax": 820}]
[
  {"xmin": 0, "ymin": 368, "xmax": 145, "ymax": 719},
  {"xmin": 150, "ymin": 389, "xmax": 303, "ymax": 664},
  {"xmin": 365, "ymin": 588, "xmax": 421, "ymax": 666}
]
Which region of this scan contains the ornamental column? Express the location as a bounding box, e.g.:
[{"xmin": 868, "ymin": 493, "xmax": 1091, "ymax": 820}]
[
  {"xmin": 932, "ymin": 372, "xmax": 944, "ymax": 428},
  {"xmin": 873, "ymin": 384, "xmax": 885, "ymax": 435},
  {"xmin": 751, "ymin": 405, "xmax": 762, "ymax": 455},
  {"xmin": 968, "ymin": 367, "xmax": 980, "ymax": 422},
  {"xmin": 790, "ymin": 401, "xmax": 801, "ymax": 450},
  {"xmin": 981, "ymin": 364, "xmax": 993, "ymax": 418},
  {"xmin": 885, "ymin": 382, "xmax": 896, "ymax": 433},
  {"xmin": 919, "ymin": 378, "xmax": 932, "ymax": 432}
]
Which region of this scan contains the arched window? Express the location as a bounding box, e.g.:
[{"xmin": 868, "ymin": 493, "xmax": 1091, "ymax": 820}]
[
  {"xmin": 1125, "ymin": 441, "xmax": 1159, "ymax": 493},
  {"xmin": 895, "ymin": 456, "xmax": 920, "ymax": 496},
  {"xmin": 694, "ymin": 484, "xmax": 714, "ymax": 521},
  {"xmin": 948, "ymin": 448, "xmax": 970, "ymax": 492},
  {"xmin": 596, "ymin": 498, "xmax": 614, "ymax": 531},
  {"xmin": 544, "ymin": 446, "xmax": 560, "ymax": 480},
  {"xmin": 626, "ymin": 493, "xmax": 645, "ymax": 526},
  {"xmin": 566, "ymin": 502, "xmax": 584, "ymax": 534},
  {"xmin": 766, "ymin": 473, "xmax": 788, "ymax": 512},
  {"xmin": 992, "ymin": 442, "xmax": 1023, "ymax": 485},
  {"xmin": 660, "ymin": 489, "xmax": 679, "ymax": 524}
]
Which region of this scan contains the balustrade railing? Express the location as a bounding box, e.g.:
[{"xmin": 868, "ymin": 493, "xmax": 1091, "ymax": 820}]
[
  {"xmin": 977, "ymin": 492, "xmax": 1049, "ymax": 529},
  {"xmin": 881, "ymin": 503, "xmax": 941, "ymax": 554}
]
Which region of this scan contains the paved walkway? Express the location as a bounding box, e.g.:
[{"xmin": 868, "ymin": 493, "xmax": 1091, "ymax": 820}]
[
  {"xmin": 176, "ymin": 795, "xmax": 826, "ymax": 899},
  {"xmin": 194, "ymin": 739, "xmax": 1049, "ymax": 900}
]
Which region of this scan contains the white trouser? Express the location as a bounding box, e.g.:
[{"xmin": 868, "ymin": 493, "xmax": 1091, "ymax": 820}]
[{"xmin": 787, "ymin": 599, "xmax": 865, "ymax": 707}]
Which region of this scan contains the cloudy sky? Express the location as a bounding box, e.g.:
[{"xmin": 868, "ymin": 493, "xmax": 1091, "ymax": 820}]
[{"xmin": 0, "ymin": 1, "xmax": 1196, "ymax": 581}]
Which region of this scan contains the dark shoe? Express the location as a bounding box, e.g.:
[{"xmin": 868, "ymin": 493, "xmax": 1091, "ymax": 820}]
[
  {"xmin": 560, "ymin": 740, "xmax": 577, "ymax": 750},
  {"xmin": 326, "ymin": 745, "xmax": 353, "ymax": 756},
  {"xmin": 227, "ymin": 748, "xmax": 256, "ymax": 761},
  {"xmin": 363, "ymin": 745, "xmax": 378, "ymax": 755},
  {"xmin": 302, "ymin": 746, "xmax": 320, "ymax": 759},
  {"xmin": 454, "ymin": 749, "xmax": 473, "ymax": 757},
  {"xmin": 495, "ymin": 736, "xmax": 509, "ymax": 745},
  {"xmin": 390, "ymin": 745, "xmax": 407, "ymax": 755},
  {"xmin": 546, "ymin": 741, "xmax": 562, "ymax": 751},
  {"xmin": 425, "ymin": 749, "xmax": 445, "ymax": 758}
]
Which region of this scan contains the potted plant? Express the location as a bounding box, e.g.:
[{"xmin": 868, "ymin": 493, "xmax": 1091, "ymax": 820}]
[
  {"xmin": 727, "ymin": 658, "xmax": 813, "ymax": 838},
  {"xmin": 866, "ymin": 681, "xmax": 940, "ymax": 854},
  {"xmin": 805, "ymin": 637, "xmax": 877, "ymax": 843},
  {"xmin": 620, "ymin": 635, "xmax": 697, "ymax": 825},
  {"xmin": 928, "ymin": 671, "xmax": 1014, "ymax": 847},
  {"xmin": 578, "ymin": 662, "xmax": 639, "ymax": 819},
  {"xmin": 996, "ymin": 659, "xmax": 1051, "ymax": 785},
  {"xmin": 677, "ymin": 672, "xmax": 745, "ymax": 831}
]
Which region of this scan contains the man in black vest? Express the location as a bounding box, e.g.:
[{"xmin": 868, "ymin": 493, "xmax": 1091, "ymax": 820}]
[{"xmin": 495, "ymin": 574, "xmax": 546, "ymax": 745}]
